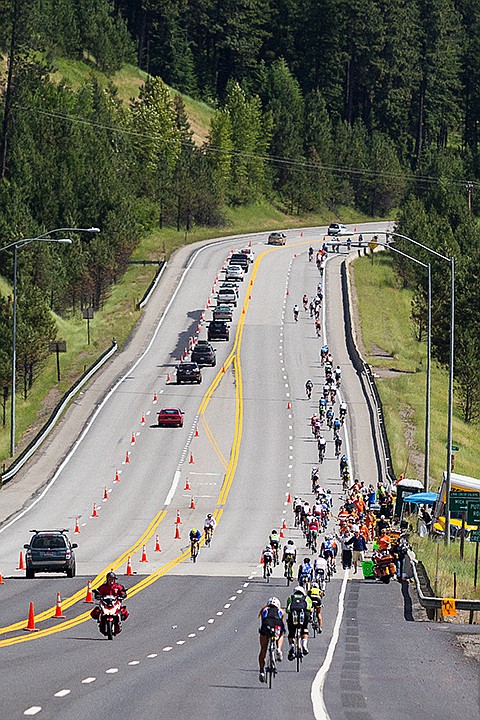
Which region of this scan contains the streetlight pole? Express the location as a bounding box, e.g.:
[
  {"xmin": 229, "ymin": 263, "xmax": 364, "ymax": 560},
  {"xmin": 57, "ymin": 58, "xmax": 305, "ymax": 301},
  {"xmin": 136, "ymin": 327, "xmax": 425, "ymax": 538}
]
[
  {"xmin": 360, "ymin": 229, "xmax": 454, "ymax": 542},
  {"xmin": 1, "ymin": 227, "xmax": 100, "ymax": 457}
]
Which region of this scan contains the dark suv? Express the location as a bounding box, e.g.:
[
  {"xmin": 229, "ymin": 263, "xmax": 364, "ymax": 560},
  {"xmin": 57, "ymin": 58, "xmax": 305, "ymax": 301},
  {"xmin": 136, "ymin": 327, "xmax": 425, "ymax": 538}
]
[
  {"xmin": 191, "ymin": 342, "xmax": 216, "ymax": 366},
  {"xmin": 24, "ymin": 530, "xmax": 77, "ymax": 578},
  {"xmin": 229, "ymin": 253, "xmax": 249, "ymax": 272},
  {"xmin": 208, "ymin": 321, "xmax": 230, "ymax": 341},
  {"xmin": 176, "ymin": 361, "xmax": 202, "ymax": 384}
]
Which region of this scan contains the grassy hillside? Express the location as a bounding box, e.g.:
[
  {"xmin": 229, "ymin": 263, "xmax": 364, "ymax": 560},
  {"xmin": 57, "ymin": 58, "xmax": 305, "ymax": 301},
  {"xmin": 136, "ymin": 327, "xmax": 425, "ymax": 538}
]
[{"xmin": 50, "ymin": 58, "xmax": 214, "ymax": 145}]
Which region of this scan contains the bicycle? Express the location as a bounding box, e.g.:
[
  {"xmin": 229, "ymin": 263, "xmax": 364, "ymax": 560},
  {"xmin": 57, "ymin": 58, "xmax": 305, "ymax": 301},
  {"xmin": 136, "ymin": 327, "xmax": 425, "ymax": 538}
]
[
  {"xmin": 272, "ymin": 545, "xmax": 279, "ymax": 567},
  {"xmin": 310, "ymin": 610, "xmax": 320, "ymax": 638},
  {"xmin": 191, "ymin": 540, "xmax": 200, "ymax": 563},
  {"xmin": 264, "ymin": 559, "xmax": 273, "ymax": 581},
  {"xmin": 204, "ymin": 526, "xmax": 213, "ymax": 547},
  {"xmin": 292, "ymin": 616, "xmax": 305, "ymax": 672},
  {"xmin": 265, "ymin": 628, "xmax": 280, "ymax": 688},
  {"xmin": 284, "ymin": 558, "xmax": 294, "ymax": 586},
  {"xmin": 318, "ymin": 442, "xmax": 326, "ymax": 464}
]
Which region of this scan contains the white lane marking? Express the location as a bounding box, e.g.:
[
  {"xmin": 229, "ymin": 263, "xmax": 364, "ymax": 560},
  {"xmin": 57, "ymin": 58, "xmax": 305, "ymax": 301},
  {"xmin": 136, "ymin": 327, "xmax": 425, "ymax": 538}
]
[
  {"xmin": 188, "ymin": 633, "xmax": 196, "ymax": 638},
  {"xmin": 311, "ymin": 571, "xmax": 349, "ymax": 719},
  {"xmin": 198, "ymin": 626, "xmax": 206, "ymax": 631},
  {"xmin": 106, "ymin": 668, "xmax": 118, "ymax": 674},
  {"xmin": 236, "ymin": 589, "xmax": 243, "ymax": 594},
  {"xmin": 216, "ymin": 611, "xmax": 223, "ymax": 616},
  {"xmin": 23, "ymin": 709, "xmax": 42, "ymax": 716},
  {"xmin": 54, "ymin": 690, "xmax": 70, "ymax": 698},
  {"xmin": 176, "ymin": 640, "xmax": 185, "ymax": 645},
  {"xmin": 147, "ymin": 654, "xmax": 157, "ymax": 659},
  {"xmin": 207, "ymin": 618, "xmax": 215, "ymax": 624},
  {"xmin": 163, "ymin": 647, "xmax": 173, "ymax": 652},
  {"xmin": 229, "ymin": 596, "xmax": 236, "ymax": 601},
  {"xmin": 164, "ymin": 470, "xmax": 182, "ymax": 506},
  {"xmin": 128, "ymin": 661, "xmax": 140, "ymax": 666},
  {"xmin": 82, "ymin": 677, "xmax": 96, "ymax": 684},
  {"xmin": 224, "ymin": 604, "xmax": 231, "ymax": 609},
  {"xmin": 243, "ymin": 582, "xmax": 249, "ymax": 587}
]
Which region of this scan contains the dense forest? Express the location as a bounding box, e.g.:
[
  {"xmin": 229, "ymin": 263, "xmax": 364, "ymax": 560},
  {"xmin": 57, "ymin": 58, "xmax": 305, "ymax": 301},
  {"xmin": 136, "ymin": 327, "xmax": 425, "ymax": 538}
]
[{"xmin": 0, "ymin": 0, "xmax": 478, "ymax": 422}]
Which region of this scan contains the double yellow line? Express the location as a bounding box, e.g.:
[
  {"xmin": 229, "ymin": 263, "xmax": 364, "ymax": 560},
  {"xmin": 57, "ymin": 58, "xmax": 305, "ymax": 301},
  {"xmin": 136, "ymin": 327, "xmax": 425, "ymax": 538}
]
[{"xmin": 0, "ymin": 246, "xmax": 274, "ymax": 647}]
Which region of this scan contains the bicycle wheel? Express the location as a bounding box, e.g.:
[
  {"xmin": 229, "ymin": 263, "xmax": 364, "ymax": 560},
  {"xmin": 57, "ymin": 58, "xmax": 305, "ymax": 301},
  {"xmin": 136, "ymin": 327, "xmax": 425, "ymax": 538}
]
[
  {"xmin": 266, "ymin": 640, "xmax": 276, "ymax": 689},
  {"xmin": 296, "ymin": 630, "xmax": 302, "ymax": 672},
  {"xmin": 192, "ymin": 543, "xmax": 199, "ymax": 563}
]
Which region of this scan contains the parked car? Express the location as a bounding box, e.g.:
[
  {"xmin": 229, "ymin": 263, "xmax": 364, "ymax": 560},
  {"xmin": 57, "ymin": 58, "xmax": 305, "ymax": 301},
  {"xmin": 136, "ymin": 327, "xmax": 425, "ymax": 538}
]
[
  {"xmin": 225, "ymin": 265, "xmax": 244, "ymax": 282},
  {"xmin": 217, "ymin": 287, "xmax": 237, "ymax": 306},
  {"xmin": 24, "ymin": 530, "xmax": 77, "ymax": 578},
  {"xmin": 157, "ymin": 407, "xmax": 184, "ymax": 427},
  {"xmin": 268, "ymin": 231, "xmax": 286, "ymax": 245},
  {"xmin": 229, "ymin": 252, "xmax": 249, "ymax": 272},
  {"xmin": 208, "ymin": 321, "xmax": 230, "ymax": 341},
  {"xmin": 191, "ymin": 342, "xmax": 216, "ymax": 367},
  {"xmin": 220, "ymin": 281, "xmax": 239, "ymax": 297},
  {"xmin": 213, "ymin": 304, "xmax": 233, "ymax": 322},
  {"xmin": 327, "ymin": 223, "xmax": 346, "ymax": 235},
  {"xmin": 176, "ymin": 361, "xmax": 202, "ymax": 384}
]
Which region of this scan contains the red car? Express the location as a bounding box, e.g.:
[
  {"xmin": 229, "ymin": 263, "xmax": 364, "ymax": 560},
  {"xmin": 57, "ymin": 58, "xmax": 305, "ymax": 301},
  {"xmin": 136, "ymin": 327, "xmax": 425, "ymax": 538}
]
[{"xmin": 157, "ymin": 408, "xmax": 184, "ymax": 427}]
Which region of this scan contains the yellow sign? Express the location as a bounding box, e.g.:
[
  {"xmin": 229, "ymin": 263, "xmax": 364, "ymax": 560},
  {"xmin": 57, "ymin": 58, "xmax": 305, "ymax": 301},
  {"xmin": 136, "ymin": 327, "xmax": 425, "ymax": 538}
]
[
  {"xmin": 368, "ymin": 241, "xmax": 378, "ymax": 250},
  {"xmin": 441, "ymin": 597, "xmax": 457, "ymax": 617}
]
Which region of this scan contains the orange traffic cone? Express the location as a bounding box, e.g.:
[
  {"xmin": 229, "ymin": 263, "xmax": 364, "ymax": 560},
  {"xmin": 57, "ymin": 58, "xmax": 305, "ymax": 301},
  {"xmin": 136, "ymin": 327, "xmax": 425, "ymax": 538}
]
[
  {"xmin": 280, "ymin": 529, "xmax": 285, "ymax": 538},
  {"xmin": 184, "ymin": 477, "xmax": 191, "ymax": 491},
  {"xmin": 131, "ymin": 432, "xmax": 136, "ymax": 445},
  {"xmin": 91, "ymin": 502, "xmax": 99, "ymax": 518},
  {"xmin": 141, "ymin": 413, "xmax": 146, "ymax": 426},
  {"xmin": 103, "ymin": 486, "xmax": 109, "ymax": 501},
  {"xmin": 167, "ymin": 373, "xmax": 171, "ymax": 383},
  {"xmin": 287, "ymin": 401, "xmax": 291, "ymax": 409},
  {"xmin": 17, "ymin": 551, "xmax": 25, "ymax": 570},
  {"xmin": 53, "ymin": 592, "xmax": 65, "ymax": 619},
  {"xmin": 287, "ymin": 492, "xmax": 292, "ymax": 503},
  {"xmin": 140, "ymin": 545, "xmax": 148, "ymax": 563},
  {"xmin": 176, "ymin": 510, "xmax": 182, "ymax": 525},
  {"xmin": 83, "ymin": 580, "xmax": 94, "ymax": 603},
  {"xmin": 24, "ymin": 602, "xmax": 38, "ymax": 632},
  {"xmin": 242, "ymin": 308, "xmax": 245, "ymax": 315},
  {"xmin": 189, "ymin": 452, "xmax": 194, "ymax": 464},
  {"xmin": 126, "ymin": 557, "xmax": 133, "ymax": 575},
  {"xmin": 125, "ymin": 450, "xmax": 130, "ymax": 464},
  {"xmin": 286, "ymin": 288, "xmax": 290, "ymax": 296},
  {"xmin": 114, "ymin": 468, "xmax": 120, "ymax": 482},
  {"xmin": 74, "ymin": 518, "xmax": 81, "ymax": 534},
  {"xmin": 153, "ymin": 391, "xmax": 158, "ymax": 403},
  {"xmin": 154, "ymin": 534, "xmax": 161, "ymax": 552},
  {"xmin": 190, "ymin": 496, "xmax": 195, "ymax": 509},
  {"xmin": 221, "ymin": 365, "xmax": 225, "ymax": 374},
  {"xmin": 174, "ymin": 523, "xmax": 181, "ymax": 539},
  {"xmin": 282, "ymin": 518, "xmax": 287, "ymax": 530},
  {"xmin": 0, "ymin": 572, "xmax": 5, "ymax": 584},
  {"xmin": 194, "ymin": 426, "xmax": 199, "ymax": 437}
]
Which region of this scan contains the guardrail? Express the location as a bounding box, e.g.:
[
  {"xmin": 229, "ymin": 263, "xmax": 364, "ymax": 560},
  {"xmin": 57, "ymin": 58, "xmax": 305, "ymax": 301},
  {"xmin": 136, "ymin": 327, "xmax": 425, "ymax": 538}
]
[
  {"xmin": 412, "ymin": 559, "xmax": 480, "ymax": 614},
  {"xmin": 1, "ymin": 340, "xmax": 118, "ymax": 485}
]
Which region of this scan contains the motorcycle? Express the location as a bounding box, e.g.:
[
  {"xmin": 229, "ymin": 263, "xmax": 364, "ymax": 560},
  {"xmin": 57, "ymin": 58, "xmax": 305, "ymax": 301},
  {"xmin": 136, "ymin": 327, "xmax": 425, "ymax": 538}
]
[
  {"xmin": 91, "ymin": 593, "xmax": 128, "ymax": 639},
  {"xmin": 372, "ymin": 550, "xmax": 397, "ymax": 584}
]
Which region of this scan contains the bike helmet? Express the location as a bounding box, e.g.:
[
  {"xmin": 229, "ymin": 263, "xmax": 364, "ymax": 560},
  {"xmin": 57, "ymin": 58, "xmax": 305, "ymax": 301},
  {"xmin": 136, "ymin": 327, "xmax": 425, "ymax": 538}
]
[
  {"xmin": 268, "ymin": 596, "xmax": 281, "ymax": 608},
  {"xmin": 325, "ymin": 534, "xmax": 333, "ymax": 540},
  {"xmin": 287, "ymin": 540, "xmax": 295, "ymax": 545},
  {"xmin": 271, "ymin": 530, "xmax": 278, "ymax": 535},
  {"xmin": 311, "ymin": 582, "xmax": 319, "ymax": 589},
  {"xmin": 106, "ymin": 571, "xmax": 117, "ymax": 582},
  {"xmin": 191, "ymin": 528, "xmax": 197, "ymax": 533},
  {"xmin": 303, "ymin": 558, "xmax": 311, "ymax": 564},
  {"xmin": 294, "ymin": 585, "xmax": 307, "ymax": 596},
  {"xmin": 207, "ymin": 514, "xmax": 212, "ymax": 519}
]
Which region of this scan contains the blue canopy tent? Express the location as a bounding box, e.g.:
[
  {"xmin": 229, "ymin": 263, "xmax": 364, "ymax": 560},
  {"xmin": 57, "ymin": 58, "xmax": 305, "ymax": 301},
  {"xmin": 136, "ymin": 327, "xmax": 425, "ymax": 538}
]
[{"xmin": 403, "ymin": 492, "xmax": 438, "ymax": 506}]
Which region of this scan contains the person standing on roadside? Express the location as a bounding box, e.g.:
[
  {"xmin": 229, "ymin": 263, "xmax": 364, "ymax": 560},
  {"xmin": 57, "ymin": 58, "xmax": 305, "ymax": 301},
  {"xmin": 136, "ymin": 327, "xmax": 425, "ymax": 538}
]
[{"xmin": 346, "ymin": 529, "xmax": 368, "ymax": 574}]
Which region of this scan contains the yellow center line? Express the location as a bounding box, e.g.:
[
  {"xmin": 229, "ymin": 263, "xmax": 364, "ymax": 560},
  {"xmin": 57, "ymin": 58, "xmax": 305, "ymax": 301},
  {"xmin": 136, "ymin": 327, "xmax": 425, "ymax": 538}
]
[{"xmin": 200, "ymin": 416, "xmax": 228, "ymax": 469}]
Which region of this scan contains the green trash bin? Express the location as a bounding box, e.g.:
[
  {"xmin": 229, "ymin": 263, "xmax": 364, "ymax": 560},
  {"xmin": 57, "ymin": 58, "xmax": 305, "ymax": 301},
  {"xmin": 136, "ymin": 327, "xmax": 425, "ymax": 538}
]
[{"xmin": 362, "ymin": 559, "xmax": 375, "ymax": 579}]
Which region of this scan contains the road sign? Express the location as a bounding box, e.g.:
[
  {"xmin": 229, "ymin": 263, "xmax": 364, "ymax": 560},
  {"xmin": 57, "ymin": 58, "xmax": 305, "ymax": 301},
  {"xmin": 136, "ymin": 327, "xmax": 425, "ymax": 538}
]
[
  {"xmin": 467, "ymin": 502, "xmax": 480, "ymax": 525},
  {"xmin": 470, "ymin": 530, "xmax": 480, "ymax": 543},
  {"xmin": 450, "ymin": 490, "xmax": 480, "ymax": 512},
  {"xmin": 441, "ymin": 597, "xmax": 457, "ymax": 617},
  {"xmin": 368, "ymin": 240, "xmax": 378, "ymax": 250}
]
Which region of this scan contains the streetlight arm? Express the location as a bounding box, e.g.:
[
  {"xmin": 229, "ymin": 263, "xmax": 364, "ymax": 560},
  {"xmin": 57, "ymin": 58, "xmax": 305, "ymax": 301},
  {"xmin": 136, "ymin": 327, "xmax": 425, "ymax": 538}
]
[
  {"xmin": 358, "ymin": 229, "xmax": 450, "ymax": 263},
  {"xmin": 0, "ymin": 227, "xmax": 99, "ymax": 254},
  {"xmin": 378, "ymin": 243, "xmax": 429, "ymax": 269}
]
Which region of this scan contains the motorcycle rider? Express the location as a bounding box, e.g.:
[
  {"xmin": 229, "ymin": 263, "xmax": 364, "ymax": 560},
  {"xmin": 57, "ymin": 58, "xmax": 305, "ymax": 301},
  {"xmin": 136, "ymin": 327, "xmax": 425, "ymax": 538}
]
[{"xmin": 96, "ymin": 571, "xmax": 127, "ymax": 600}]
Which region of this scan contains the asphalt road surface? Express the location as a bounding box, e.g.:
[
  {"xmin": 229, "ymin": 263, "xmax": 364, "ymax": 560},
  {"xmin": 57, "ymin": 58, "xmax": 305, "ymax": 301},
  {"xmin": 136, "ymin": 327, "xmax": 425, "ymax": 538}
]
[{"xmin": 0, "ymin": 226, "xmax": 478, "ymax": 719}]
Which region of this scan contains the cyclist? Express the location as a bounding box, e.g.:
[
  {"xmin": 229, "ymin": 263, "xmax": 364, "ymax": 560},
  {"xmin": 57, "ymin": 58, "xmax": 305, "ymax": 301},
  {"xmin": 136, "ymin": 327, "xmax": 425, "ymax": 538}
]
[
  {"xmin": 339, "ymin": 401, "xmax": 347, "ymax": 423},
  {"xmin": 286, "ymin": 586, "xmax": 312, "ymax": 659},
  {"xmin": 315, "ymin": 318, "xmax": 322, "ymax": 337},
  {"xmin": 321, "ymin": 534, "xmax": 338, "ymax": 575},
  {"xmin": 311, "ymin": 466, "xmax": 319, "ymax": 492},
  {"xmin": 323, "ymin": 384, "xmax": 330, "ymax": 400},
  {"xmin": 305, "ymin": 379, "xmax": 313, "ymax": 399},
  {"xmin": 283, "ymin": 540, "xmax": 297, "ymax": 578},
  {"xmin": 262, "ymin": 545, "xmax": 274, "ymax": 577},
  {"xmin": 269, "ymin": 530, "xmax": 280, "ymax": 564},
  {"xmin": 318, "ymin": 435, "xmax": 327, "ymax": 463},
  {"xmin": 334, "ymin": 434, "xmax": 343, "ymax": 457},
  {"xmin": 318, "ymin": 396, "xmax": 327, "ymax": 420},
  {"xmin": 203, "ymin": 513, "xmax": 216, "ymax": 544},
  {"xmin": 340, "ymin": 454, "xmax": 349, "ymax": 473},
  {"xmin": 330, "ymin": 386, "xmax": 337, "ymax": 404},
  {"xmin": 293, "ymin": 496, "xmax": 303, "ymax": 527},
  {"xmin": 258, "ymin": 596, "xmax": 285, "ymax": 682},
  {"xmin": 314, "ymin": 555, "xmax": 329, "ymax": 589},
  {"xmin": 326, "ymin": 407, "xmax": 334, "ymax": 429},
  {"xmin": 298, "ymin": 557, "xmax": 314, "ymax": 590},
  {"xmin": 308, "ymin": 246, "xmax": 314, "ymax": 262},
  {"xmin": 333, "ymin": 417, "xmax": 341, "ymax": 435},
  {"xmin": 189, "ymin": 527, "xmax": 201, "ymax": 559},
  {"xmin": 335, "ymin": 365, "xmax": 342, "ymax": 386},
  {"xmin": 308, "ymin": 582, "xmax": 324, "ymax": 633},
  {"xmin": 303, "ymin": 294, "xmax": 309, "ymax": 310},
  {"xmin": 293, "ymin": 304, "xmax": 299, "ymax": 322},
  {"xmin": 307, "ymin": 516, "xmax": 320, "ymax": 552},
  {"xmin": 320, "ymin": 345, "xmax": 328, "ymax": 364}
]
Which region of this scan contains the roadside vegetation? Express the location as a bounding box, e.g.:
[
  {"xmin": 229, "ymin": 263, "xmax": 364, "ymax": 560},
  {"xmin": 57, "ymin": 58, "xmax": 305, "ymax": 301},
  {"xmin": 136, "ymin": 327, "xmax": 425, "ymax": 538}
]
[{"xmin": 410, "ymin": 534, "xmax": 480, "ymax": 602}]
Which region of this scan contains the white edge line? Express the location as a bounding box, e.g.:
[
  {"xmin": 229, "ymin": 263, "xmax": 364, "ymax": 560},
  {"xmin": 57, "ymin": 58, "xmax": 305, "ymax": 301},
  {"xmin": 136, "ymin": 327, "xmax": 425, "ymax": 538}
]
[
  {"xmin": 311, "ymin": 571, "xmax": 349, "ymax": 719},
  {"xmin": 165, "ymin": 470, "xmax": 182, "ymax": 506}
]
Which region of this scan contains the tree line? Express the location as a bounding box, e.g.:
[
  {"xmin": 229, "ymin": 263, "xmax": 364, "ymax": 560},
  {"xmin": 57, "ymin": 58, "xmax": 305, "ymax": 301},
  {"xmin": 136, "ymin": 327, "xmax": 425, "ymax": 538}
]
[{"xmin": 0, "ymin": 0, "xmax": 478, "ymax": 423}]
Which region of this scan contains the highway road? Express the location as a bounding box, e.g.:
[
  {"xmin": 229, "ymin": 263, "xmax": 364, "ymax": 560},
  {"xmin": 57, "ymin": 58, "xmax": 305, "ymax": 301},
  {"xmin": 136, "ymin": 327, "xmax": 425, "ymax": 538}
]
[{"xmin": 0, "ymin": 226, "xmax": 478, "ymax": 719}]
